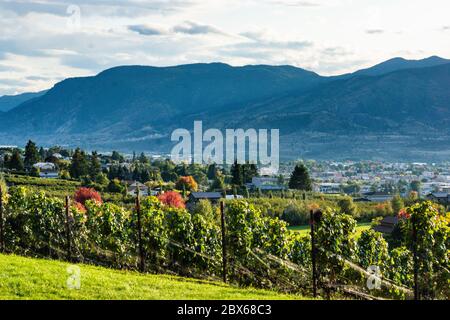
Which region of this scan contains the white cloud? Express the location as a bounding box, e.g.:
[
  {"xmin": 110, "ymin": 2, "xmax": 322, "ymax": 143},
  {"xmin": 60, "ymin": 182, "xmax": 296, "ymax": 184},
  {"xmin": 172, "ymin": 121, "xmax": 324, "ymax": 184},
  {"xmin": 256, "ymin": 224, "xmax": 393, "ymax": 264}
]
[{"xmin": 0, "ymin": 0, "xmax": 449, "ymax": 95}]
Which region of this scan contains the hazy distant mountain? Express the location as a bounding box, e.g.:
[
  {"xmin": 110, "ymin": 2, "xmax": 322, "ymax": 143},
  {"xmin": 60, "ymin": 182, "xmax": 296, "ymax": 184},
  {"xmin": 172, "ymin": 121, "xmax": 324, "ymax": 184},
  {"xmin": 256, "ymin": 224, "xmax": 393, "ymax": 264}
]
[
  {"xmin": 0, "ymin": 57, "xmax": 449, "ymax": 161},
  {"xmin": 0, "ymin": 90, "xmax": 47, "ymax": 112},
  {"xmin": 208, "ymin": 63, "xmax": 450, "ymax": 160},
  {"xmin": 345, "ymin": 56, "xmax": 450, "ymax": 77}
]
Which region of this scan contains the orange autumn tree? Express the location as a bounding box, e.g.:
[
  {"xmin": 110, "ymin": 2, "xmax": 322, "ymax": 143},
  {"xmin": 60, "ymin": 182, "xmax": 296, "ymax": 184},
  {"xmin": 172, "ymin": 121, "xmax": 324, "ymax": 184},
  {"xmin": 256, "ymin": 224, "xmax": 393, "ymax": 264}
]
[
  {"xmin": 158, "ymin": 191, "xmax": 185, "ymax": 209},
  {"xmin": 175, "ymin": 176, "xmax": 198, "ymax": 192}
]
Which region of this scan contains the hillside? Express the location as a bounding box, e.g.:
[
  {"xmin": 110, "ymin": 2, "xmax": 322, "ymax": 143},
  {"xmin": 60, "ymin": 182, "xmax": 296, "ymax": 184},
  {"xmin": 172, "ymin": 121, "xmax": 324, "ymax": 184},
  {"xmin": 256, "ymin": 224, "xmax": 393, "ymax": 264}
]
[
  {"xmin": 209, "ymin": 63, "xmax": 450, "ymax": 160},
  {"xmin": 0, "ymin": 254, "xmax": 301, "ymax": 300},
  {"xmin": 0, "ymin": 90, "xmax": 47, "ymax": 112},
  {"xmin": 0, "ymin": 57, "xmax": 449, "ymax": 161}
]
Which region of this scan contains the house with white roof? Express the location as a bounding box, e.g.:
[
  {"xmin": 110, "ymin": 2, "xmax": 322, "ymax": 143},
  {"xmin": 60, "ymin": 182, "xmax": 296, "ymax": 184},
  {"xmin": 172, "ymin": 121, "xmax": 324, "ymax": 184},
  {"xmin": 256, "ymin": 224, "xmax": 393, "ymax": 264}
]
[{"xmin": 33, "ymin": 162, "xmax": 58, "ymax": 178}]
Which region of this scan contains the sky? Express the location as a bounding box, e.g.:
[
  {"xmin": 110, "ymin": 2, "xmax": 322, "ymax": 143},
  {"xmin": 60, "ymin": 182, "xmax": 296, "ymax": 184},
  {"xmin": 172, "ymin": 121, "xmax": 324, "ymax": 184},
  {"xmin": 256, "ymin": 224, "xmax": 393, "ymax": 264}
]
[{"xmin": 0, "ymin": 0, "xmax": 449, "ymax": 95}]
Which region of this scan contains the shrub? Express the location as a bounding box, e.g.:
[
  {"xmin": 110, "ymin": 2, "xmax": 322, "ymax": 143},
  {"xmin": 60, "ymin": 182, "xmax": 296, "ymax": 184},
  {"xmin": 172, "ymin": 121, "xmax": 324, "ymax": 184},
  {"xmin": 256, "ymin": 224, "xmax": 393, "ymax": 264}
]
[
  {"xmin": 190, "ymin": 199, "xmax": 216, "ymax": 221},
  {"xmin": 281, "ymin": 203, "xmax": 309, "ymax": 226},
  {"xmin": 59, "ymin": 170, "xmax": 71, "ymax": 180},
  {"xmin": 337, "ymin": 197, "xmax": 359, "ymax": 217},
  {"xmin": 107, "ymin": 178, "xmax": 125, "ymax": 193}
]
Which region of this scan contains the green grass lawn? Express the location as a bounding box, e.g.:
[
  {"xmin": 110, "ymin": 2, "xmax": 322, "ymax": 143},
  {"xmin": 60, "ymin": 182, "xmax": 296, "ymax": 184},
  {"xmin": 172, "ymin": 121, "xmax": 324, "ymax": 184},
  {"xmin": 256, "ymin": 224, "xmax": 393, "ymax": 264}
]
[
  {"xmin": 0, "ymin": 254, "xmax": 307, "ymax": 300},
  {"xmin": 288, "ymin": 222, "xmax": 372, "ymax": 237}
]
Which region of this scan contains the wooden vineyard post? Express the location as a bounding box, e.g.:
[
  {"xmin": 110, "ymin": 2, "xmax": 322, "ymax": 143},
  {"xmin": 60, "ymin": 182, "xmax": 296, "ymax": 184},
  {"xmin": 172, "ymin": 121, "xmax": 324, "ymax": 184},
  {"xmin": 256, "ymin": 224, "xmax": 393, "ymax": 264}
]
[
  {"xmin": 412, "ymin": 214, "xmax": 419, "ymax": 300},
  {"xmin": 0, "ymin": 186, "xmax": 4, "ymax": 252},
  {"xmin": 310, "ymin": 210, "xmax": 318, "ymax": 298},
  {"xmin": 65, "ymin": 196, "xmax": 72, "ymax": 261},
  {"xmin": 136, "ymin": 188, "xmax": 145, "ymax": 272},
  {"xmin": 220, "ymin": 201, "xmax": 228, "ymax": 283}
]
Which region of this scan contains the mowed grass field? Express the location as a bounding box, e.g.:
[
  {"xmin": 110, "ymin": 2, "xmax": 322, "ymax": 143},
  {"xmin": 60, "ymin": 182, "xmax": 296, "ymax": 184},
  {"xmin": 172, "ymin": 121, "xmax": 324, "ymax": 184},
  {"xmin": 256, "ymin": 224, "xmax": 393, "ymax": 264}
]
[
  {"xmin": 0, "ymin": 254, "xmax": 307, "ymax": 300},
  {"xmin": 288, "ymin": 222, "xmax": 372, "ymax": 237}
]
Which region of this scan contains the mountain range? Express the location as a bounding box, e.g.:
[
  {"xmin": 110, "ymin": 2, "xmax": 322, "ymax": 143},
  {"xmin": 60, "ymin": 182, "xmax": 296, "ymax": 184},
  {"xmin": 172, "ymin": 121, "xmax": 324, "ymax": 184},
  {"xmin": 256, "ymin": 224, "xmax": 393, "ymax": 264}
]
[{"xmin": 1, "ymin": 56, "xmax": 450, "ymax": 161}]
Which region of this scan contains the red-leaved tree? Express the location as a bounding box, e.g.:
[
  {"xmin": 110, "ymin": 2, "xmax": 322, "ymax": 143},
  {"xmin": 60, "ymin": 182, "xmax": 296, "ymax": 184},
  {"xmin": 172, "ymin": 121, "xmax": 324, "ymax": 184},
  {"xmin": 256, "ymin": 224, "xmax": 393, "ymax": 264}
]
[
  {"xmin": 74, "ymin": 187, "xmax": 103, "ymax": 209},
  {"xmin": 73, "ymin": 200, "xmax": 88, "ymax": 213},
  {"xmin": 158, "ymin": 191, "xmax": 185, "ymax": 209}
]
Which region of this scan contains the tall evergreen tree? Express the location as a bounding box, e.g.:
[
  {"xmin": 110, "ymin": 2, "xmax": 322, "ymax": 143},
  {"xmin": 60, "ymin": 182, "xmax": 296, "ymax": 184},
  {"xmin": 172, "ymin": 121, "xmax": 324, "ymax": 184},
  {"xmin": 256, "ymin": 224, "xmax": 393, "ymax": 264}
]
[
  {"xmin": 111, "ymin": 151, "xmax": 123, "ymax": 162},
  {"xmin": 24, "ymin": 140, "xmax": 40, "ymax": 169},
  {"xmin": 288, "ymin": 164, "xmax": 313, "ymax": 191},
  {"xmin": 132, "ymin": 166, "xmax": 141, "ymax": 181},
  {"xmin": 70, "ymin": 148, "xmax": 89, "ymax": 179},
  {"xmin": 230, "ymin": 160, "xmax": 243, "ymax": 186},
  {"xmin": 243, "ymin": 186, "xmax": 250, "ymax": 198},
  {"xmin": 39, "ymin": 147, "xmax": 46, "ymax": 160},
  {"xmin": 207, "ymin": 163, "xmax": 217, "ymax": 180},
  {"xmin": 140, "ymin": 169, "xmax": 151, "ymax": 183},
  {"xmin": 242, "ymin": 163, "xmax": 259, "ymax": 183},
  {"xmin": 139, "ymin": 152, "xmax": 149, "ymax": 164},
  {"xmin": 89, "ymin": 151, "xmax": 102, "ymax": 178},
  {"xmin": 210, "ymin": 170, "xmax": 225, "ymax": 191}
]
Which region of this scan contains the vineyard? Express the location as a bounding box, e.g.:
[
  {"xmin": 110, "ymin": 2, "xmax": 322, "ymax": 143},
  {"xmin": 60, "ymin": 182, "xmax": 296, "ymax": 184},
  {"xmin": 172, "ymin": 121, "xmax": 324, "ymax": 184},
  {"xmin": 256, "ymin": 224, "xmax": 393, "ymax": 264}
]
[{"xmin": 0, "ymin": 186, "xmax": 448, "ymax": 300}]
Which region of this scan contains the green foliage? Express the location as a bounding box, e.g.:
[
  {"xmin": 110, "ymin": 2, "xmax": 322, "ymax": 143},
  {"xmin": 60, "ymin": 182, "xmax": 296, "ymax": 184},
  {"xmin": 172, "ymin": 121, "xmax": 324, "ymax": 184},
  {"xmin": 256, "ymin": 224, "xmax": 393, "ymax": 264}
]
[
  {"xmin": 357, "ymin": 229, "xmax": 389, "ymax": 270},
  {"xmin": 401, "ymin": 201, "xmax": 449, "ymax": 299},
  {"xmin": 1, "ymin": 185, "xmax": 448, "ymax": 300},
  {"xmin": 4, "ymin": 187, "xmax": 66, "ymax": 256},
  {"xmin": 281, "ymin": 203, "xmax": 310, "ymax": 225},
  {"xmin": 337, "ymin": 197, "xmax": 358, "ymax": 216},
  {"xmin": 315, "ymin": 209, "xmax": 357, "ymax": 285},
  {"xmin": 391, "ymin": 194, "xmax": 404, "ymax": 215},
  {"xmin": 84, "ymin": 201, "xmax": 133, "ymax": 266},
  {"xmin": 140, "ymin": 196, "xmax": 169, "ymax": 268},
  {"xmin": 289, "ymin": 234, "xmax": 311, "ymax": 267},
  {"xmin": 0, "ymin": 173, "xmax": 8, "ymax": 196},
  {"xmin": 107, "ymin": 178, "xmax": 125, "ymax": 193},
  {"xmin": 7, "ymin": 149, "xmax": 25, "ymax": 171},
  {"xmin": 30, "ymin": 166, "xmax": 40, "ymax": 177},
  {"xmin": 387, "ymin": 246, "xmax": 413, "ymax": 288}
]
